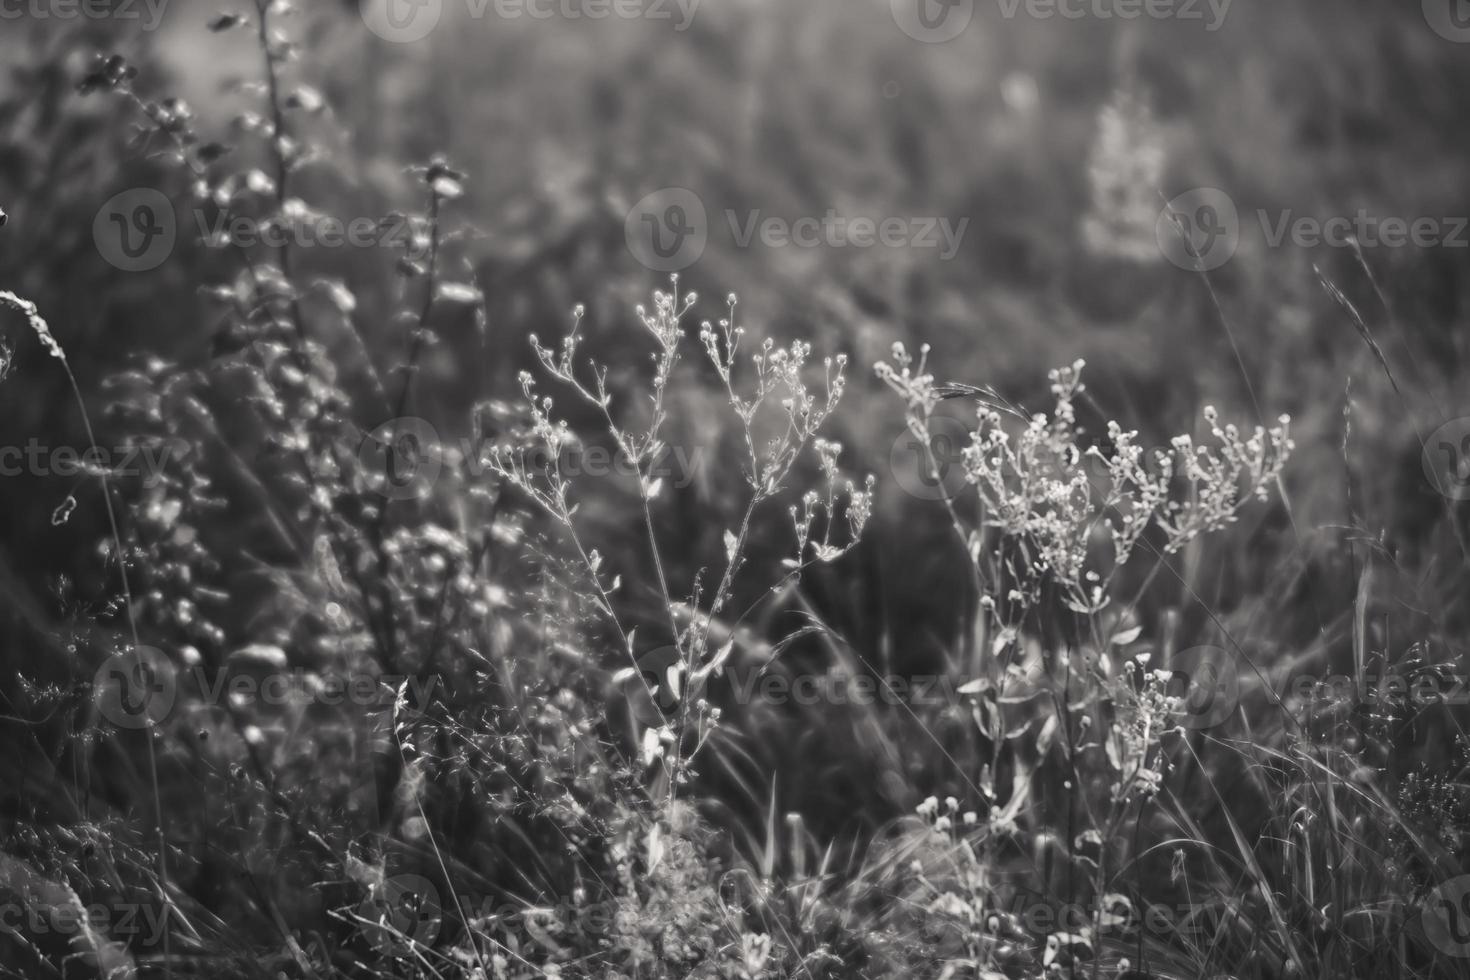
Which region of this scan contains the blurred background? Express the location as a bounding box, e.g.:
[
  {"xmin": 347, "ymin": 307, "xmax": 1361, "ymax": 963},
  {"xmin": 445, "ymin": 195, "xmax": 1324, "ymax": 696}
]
[
  {"xmin": 4, "ymin": 0, "xmax": 1466, "ymax": 640},
  {"xmin": 1, "ymin": 0, "xmax": 1469, "ymax": 962}
]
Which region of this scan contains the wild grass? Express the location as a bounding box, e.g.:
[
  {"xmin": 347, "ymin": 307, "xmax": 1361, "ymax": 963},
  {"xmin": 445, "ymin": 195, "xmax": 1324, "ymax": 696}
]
[{"xmin": 0, "ymin": 5, "xmax": 1466, "ymax": 980}]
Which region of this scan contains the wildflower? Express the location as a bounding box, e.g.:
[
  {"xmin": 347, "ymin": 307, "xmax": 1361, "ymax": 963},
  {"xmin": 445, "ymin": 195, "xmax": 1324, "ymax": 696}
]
[
  {"xmin": 1044, "ymin": 932, "xmax": 1095, "ymax": 971},
  {"xmin": 1081, "ymin": 87, "xmax": 1167, "ymax": 262},
  {"xmin": 881, "ymin": 356, "xmax": 1291, "ymax": 612},
  {"xmin": 741, "ymin": 932, "xmax": 771, "ymax": 973},
  {"xmin": 0, "ymin": 290, "xmax": 64, "ymax": 361},
  {"xmin": 1170, "ymin": 848, "xmax": 1186, "ymax": 884},
  {"xmin": 640, "ymin": 728, "xmax": 663, "ymax": 767},
  {"xmin": 51, "ymin": 496, "xmax": 77, "ymax": 526}
]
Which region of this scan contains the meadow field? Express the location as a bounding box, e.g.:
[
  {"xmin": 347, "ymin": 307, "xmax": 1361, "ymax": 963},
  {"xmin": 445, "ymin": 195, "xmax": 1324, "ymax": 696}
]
[{"xmin": 0, "ymin": 1, "xmax": 1468, "ymax": 978}]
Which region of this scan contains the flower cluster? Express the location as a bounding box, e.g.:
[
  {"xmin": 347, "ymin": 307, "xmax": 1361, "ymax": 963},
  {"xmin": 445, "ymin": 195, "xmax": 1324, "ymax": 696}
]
[
  {"xmin": 491, "ymin": 278, "xmax": 873, "ymax": 812},
  {"xmin": 1104, "ymin": 654, "xmax": 1180, "ymax": 802},
  {"xmin": 878, "ymin": 345, "xmax": 1293, "ymax": 612},
  {"xmin": 0, "ymin": 289, "xmax": 64, "ymax": 361},
  {"xmin": 791, "ymin": 438, "xmax": 875, "ymax": 565},
  {"xmin": 1080, "ymin": 87, "xmax": 1168, "ymax": 263}
]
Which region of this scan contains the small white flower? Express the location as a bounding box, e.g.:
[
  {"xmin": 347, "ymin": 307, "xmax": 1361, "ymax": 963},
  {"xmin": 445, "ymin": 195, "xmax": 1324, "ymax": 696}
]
[{"xmin": 0, "ymin": 290, "xmax": 64, "ymax": 361}]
